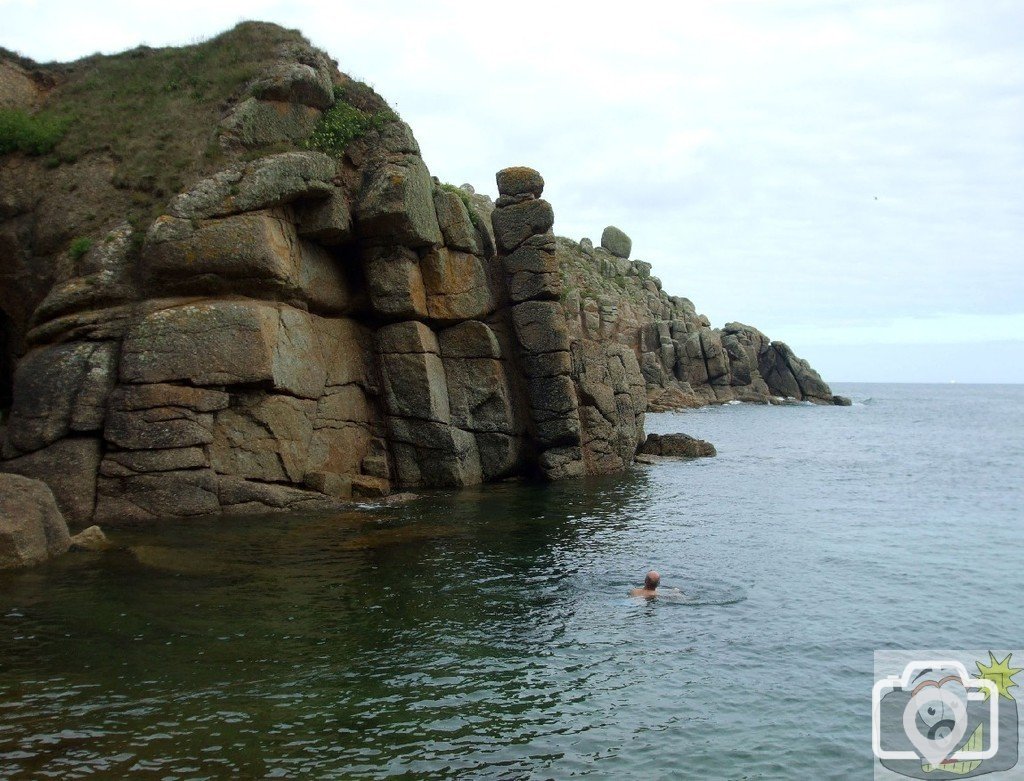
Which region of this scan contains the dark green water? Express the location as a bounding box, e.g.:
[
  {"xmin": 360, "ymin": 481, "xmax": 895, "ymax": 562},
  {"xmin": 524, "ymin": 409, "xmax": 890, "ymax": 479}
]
[
  {"xmin": 1, "ymin": 478, "xmax": 692, "ymax": 779},
  {"xmin": 1, "ymin": 383, "xmax": 1022, "ymax": 779}
]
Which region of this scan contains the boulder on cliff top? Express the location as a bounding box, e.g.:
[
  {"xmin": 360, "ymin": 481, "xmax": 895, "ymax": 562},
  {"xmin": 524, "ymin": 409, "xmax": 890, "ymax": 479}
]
[
  {"xmin": 495, "ymin": 167, "xmax": 544, "ymax": 198},
  {"xmin": 601, "ymin": 226, "xmax": 632, "ymax": 259},
  {"xmin": 0, "ymin": 473, "xmax": 71, "ymax": 569}
]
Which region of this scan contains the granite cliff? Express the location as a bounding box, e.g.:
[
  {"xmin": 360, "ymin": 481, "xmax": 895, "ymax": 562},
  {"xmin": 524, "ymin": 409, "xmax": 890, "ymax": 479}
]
[{"xmin": 0, "ymin": 23, "xmax": 843, "ymax": 526}]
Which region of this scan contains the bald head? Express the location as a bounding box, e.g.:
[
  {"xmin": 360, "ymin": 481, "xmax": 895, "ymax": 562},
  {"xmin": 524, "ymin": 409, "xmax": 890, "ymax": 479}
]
[{"xmin": 644, "ymin": 570, "xmax": 661, "ymax": 590}]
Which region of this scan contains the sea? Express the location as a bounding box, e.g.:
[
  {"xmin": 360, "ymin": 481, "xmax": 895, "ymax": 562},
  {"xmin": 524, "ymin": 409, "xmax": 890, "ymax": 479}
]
[{"xmin": 0, "ymin": 382, "xmax": 1022, "ymax": 780}]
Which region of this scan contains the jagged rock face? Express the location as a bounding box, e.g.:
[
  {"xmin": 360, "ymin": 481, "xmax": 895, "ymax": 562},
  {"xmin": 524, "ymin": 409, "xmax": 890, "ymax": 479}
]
[
  {"xmin": 557, "ymin": 237, "xmax": 835, "ymax": 409},
  {"xmin": 0, "ymin": 98, "xmax": 645, "ymax": 520},
  {"xmin": 0, "ymin": 25, "xmax": 835, "ymax": 523}
]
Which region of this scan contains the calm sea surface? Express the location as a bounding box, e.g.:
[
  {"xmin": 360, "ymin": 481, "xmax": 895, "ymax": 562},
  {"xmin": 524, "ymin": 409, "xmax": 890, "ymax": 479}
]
[{"xmin": 1, "ymin": 383, "xmax": 1022, "ymax": 779}]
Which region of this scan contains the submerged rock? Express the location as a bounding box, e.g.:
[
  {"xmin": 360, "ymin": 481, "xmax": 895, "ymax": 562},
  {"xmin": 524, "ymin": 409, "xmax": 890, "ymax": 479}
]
[{"xmin": 69, "ymin": 525, "xmax": 110, "ymax": 552}]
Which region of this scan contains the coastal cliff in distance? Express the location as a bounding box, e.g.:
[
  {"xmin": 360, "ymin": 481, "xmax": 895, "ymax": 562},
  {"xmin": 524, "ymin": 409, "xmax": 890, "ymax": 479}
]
[{"xmin": 0, "ymin": 22, "xmax": 845, "ymax": 526}]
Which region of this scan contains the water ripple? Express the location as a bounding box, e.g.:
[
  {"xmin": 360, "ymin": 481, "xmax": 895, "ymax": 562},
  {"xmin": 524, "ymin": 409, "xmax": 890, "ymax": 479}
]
[{"xmin": 0, "ymin": 384, "xmax": 1022, "ymax": 777}]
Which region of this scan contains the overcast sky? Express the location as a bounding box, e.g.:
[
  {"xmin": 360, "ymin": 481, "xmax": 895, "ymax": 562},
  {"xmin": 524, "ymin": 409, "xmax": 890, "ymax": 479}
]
[{"xmin": 3, "ymin": 0, "xmax": 1022, "ymax": 382}]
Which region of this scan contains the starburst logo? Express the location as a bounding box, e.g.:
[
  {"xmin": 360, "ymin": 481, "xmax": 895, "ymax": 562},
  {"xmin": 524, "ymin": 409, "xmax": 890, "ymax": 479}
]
[{"xmin": 976, "ymin": 653, "xmax": 1022, "ymax": 702}]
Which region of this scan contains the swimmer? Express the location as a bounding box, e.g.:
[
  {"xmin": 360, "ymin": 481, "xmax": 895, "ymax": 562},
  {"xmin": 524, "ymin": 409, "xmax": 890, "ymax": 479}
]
[{"xmin": 629, "ymin": 570, "xmax": 660, "ymax": 597}]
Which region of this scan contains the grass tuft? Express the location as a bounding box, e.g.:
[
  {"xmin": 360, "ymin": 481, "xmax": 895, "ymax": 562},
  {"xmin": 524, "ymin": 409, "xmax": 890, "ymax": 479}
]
[
  {"xmin": 0, "ymin": 109, "xmax": 71, "ymax": 155},
  {"xmin": 305, "ymin": 83, "xmax": 394, "ymax": 157},
  {"xmin": 69, "ymin": 236, "xmax": 92, "ymax": 259}
]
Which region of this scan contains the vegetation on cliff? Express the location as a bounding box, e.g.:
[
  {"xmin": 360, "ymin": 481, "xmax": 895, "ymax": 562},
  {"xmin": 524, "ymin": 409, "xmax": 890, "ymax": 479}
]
[
  {"xmin": 0, "ymin": 107, "xmax": 68, "ymax": 155},
  {"xmin": 44, "ymin": 23, "xmax": 306, "ymax": 191},
  {"xmin": 0, "ymin": 21, "xmax": 340, "ymax": 242},
  {"xmin": 306, "ymin": 83, "xmax": 395, "ymax": 157}
]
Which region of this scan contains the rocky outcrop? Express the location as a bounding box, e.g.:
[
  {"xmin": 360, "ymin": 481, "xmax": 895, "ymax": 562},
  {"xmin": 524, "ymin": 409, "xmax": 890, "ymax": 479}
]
[
  {"xmin": 493, "ymin": 173, "xmax": 580, "ymax": 480},
  {"xmin": 0, "ymin": 24, "xmax": 838, "ymax": 524},
  {"xmin": 0, "ymin": 473, "xmax": 70, "ymax": 568},
  {"xmin": 558, "ymin": 237, "xmax": 838, "ymax": 409},
  {"xmin": 638, "ymin": 433, "xmax": 716, "ymax": 459},
  {"xmin": 490, "ymin": 171, "xmax": 645, "ymax": 480}
]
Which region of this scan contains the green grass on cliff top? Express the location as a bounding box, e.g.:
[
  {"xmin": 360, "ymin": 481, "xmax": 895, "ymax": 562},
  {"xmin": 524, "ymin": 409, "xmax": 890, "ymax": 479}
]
[{"xmin": 39, "ymin": 22, "xmax": 306, "ymax": 202}]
